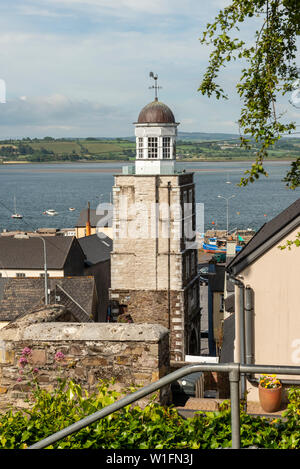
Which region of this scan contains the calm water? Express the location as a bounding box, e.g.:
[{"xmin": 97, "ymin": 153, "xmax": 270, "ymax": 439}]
[{"xmin": 0, "ymin": 161, "xmax": 299, "ymax": 233}]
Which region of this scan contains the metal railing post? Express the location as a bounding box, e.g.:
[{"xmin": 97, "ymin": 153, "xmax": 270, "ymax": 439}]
[{"xmin": 229, "ymin": 364, "xmax": 240, "ymax": 449}]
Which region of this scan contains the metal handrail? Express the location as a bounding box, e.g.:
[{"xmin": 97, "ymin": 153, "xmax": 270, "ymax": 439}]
[{"xmin": 28, "ymin": 362, "xmax": 300, "ymax": 450}]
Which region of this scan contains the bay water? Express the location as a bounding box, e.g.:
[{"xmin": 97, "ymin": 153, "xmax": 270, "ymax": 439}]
[{"xmin": 0, "ymin": 161, "xmax": 299, "ymax": 234}]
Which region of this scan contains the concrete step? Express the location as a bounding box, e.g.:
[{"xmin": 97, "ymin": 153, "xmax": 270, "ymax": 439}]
[{"xmin": 177, "ymin": 397, "xmax": 287, "ymax": 419}]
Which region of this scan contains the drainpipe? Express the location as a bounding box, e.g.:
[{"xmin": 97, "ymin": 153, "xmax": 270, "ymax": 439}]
[
  {"xmin": 245, "ymin": 286, "xmax": 254, "ymax": 368},
  {"xmin": 167, "ymin": 181, "xmax": 171, "ymax": 331},
  {"xmin": 230, "ymin": 276, "xmax": 246, "ymax": 402}
]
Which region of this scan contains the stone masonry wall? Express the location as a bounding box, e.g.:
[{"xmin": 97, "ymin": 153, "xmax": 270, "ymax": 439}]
[
  {"xmin": 0, "ymin": 322, "xmax": 170, "ymax": 412},
  {"xmin": 110, "ymin": 289, "xmax": 185, "ymax": 362}
]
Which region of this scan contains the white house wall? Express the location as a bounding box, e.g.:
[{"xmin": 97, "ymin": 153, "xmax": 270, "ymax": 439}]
[
  {"xmin": 234, "ymin": 226, "xmax": 300, "ymax": 401},
  {"xmin": 0, "ymin": 270, "xmax": 64, "ymax": 278}
]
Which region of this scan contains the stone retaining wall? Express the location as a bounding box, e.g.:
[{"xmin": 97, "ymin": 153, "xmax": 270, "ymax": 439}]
[{"xmin": 0, "ymin": 321, "xmax": 170, "ymax": 412}]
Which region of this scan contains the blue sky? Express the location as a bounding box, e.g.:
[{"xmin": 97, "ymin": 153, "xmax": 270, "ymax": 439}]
[{"xmin": 0, "ymin": 0, "xmax": 298, "ymax": 138}]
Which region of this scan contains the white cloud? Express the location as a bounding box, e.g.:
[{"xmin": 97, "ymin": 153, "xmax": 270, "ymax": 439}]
[
  {"xmin": 43, "ymin": 0, "xmax": 204, "ymax": 16},
  {"xmin": 18, "ymin": 5, "xmax": 73, "ymax": 18},
  {"xmin": 1, "ymin": 0, "xmax": 293, "ymax": 137},
  {"xmin": 0, "ymin": 93, "xmax": 129, "ymax": 137}
]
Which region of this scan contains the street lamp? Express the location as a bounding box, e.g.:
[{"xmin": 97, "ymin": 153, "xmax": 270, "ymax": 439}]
[
  {"xmin": 37, "ymin": 236, "xmax": 48, "ymax": 305},
  {"xmin": 217, "ymin": 195, "xmax": 235, "ymax": 236}
]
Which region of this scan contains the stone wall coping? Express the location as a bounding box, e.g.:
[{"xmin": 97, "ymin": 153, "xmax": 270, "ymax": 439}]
[{"xmin": 0, "ymin": 322, "xmax": 169, "ymax": 343}]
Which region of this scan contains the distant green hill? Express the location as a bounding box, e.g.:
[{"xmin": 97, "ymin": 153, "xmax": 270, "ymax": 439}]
[
  {"xmin": 0, "ymin": 135, "xmax": 299, "ymax": 163},
  {"xmin": 121, "ymin": 132, "xmax": 240, "ymax": 142},
  {"xmin": 177, "ymin": 132, "xmax": 240, "ymax": 142}
]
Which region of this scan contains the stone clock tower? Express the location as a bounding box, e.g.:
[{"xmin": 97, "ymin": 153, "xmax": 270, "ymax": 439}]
[{"xmin": 109, "ymin": 78, "xmax": 200, "ymax": 361}]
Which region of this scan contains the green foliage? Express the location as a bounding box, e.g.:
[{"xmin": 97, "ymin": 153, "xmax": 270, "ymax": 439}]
[
  {"xmin": 0, "ymin": 380, "xmax": 300, "ymax": 449},
  {"xmin": 278, "ymin": 232, "xmax": 300, "ymax": 250},
  {"xmin": 199, "ymin": 0, "xmax": 300, "ymax": 188}
]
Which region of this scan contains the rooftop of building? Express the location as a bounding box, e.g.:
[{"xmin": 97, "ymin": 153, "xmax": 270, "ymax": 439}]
[
  {"xmin": 78, "ymin": 233, "xmax": 112, "ymax": 265},
  {"xmin": 0, "ymin": 276, "xmax": 96, "ymax": 322},
  {"xmin": 0, "ymin": 236, "xmax": 81, "ymax": 270},
  {"xmin": 226, "ymin": 198, "xmax": 300, "ymax": 275},
  {"xmin": 136, "ymin": 99, "xmax": 177, "ymax": 125}
]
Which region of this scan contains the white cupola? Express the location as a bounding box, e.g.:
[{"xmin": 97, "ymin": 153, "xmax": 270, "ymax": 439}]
[{"xmin": 134, "ymin": 75, "xmax": 179, "ymax": 175}]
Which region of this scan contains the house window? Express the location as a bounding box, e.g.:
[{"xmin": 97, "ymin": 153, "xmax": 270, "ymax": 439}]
[
  {"xmin": 183, "ymin": 190, "xmax": 188, "ymax": 204},
  {"xmin": 16, "ymin": 273, "xmax": 25, "ymax": 278},
  {"xmin": 40, "ymin": 273, "xmax": 49, "ymax": 278},
  {"xmin": 191, "ymin": 284, "xmax": 197, "ymax": 307},
  {"xmin": 188, "ymin": 284, "xmax": 198, "ymax": 309},
  {"xmin": 191, "ymin": 250, "xmax": 195, "ymax": 274},
  {"xmin": 148, "ymin": 137, "xmax": 158, "ymax": 158},
  {"xmin": 138, "ymin": 137, "xmax": 143, "ymax": 158},
  {"xmin": 162, "ymin": 137, "xmax": 171, "ymax": 158},
  {"xmin": 220, "ymin": 294, "xmax": 224, "ymax": 312},
  {"xmin": 186, "ymin": 253, "xmax": 190, "ymax": 279}
]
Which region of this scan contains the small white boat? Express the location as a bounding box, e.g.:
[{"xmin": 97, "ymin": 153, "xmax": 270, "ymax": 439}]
[
  {"xmin": 69, "ymin": 207, "xmax": 75, "ymax": 211},
  {"xmin": 45, "ymin": 209, "xmax": 58, "ymax": 216},
  {"xmin": 11, "ymin": 196, "xmax": 23, "ymax": 219},
  {"xmin": 225, "ymin": 173, "xmax": 231, "ymax": 184}
]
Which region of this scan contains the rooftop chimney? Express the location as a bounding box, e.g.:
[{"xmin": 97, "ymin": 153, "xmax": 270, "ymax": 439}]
[{"xmin": 86, "ymin": 202, "xmax": 91, "ymax": 236}]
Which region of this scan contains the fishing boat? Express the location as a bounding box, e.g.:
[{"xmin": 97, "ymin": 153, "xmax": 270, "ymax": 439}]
[
  {"xmin": 202, "ymin": 237, "xmax": 243, "ymax": 254},
  {"xmin": 44, "ymin": 209, "xmax": 58, "ymax": 216},
  {"xmin": 11, "ymin": 196, "xmax": 23, "ymax": 219}
]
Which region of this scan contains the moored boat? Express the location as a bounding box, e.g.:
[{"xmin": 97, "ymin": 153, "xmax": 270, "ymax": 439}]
[
  {"xmin": 44, "ymin": 209, "xmax": 58, "ymax": 216},
  {"xmin": 11, "ymin": 196, "xmax": 23, "ymax": 219},
  {"xmin": 202, "ymin": 237, "xmax": 243, "ymax": 254}
]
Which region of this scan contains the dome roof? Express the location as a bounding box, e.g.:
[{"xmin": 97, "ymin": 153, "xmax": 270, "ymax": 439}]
[{"xmin": 137, "ymin": 100, "xmax": 175, "ymax": 124}]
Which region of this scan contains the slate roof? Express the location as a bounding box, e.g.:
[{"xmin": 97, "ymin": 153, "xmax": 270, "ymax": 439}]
[
  {"xmin": 227, "ymin": 198, "xmax": 300, "ymax": 275},
  {"xmin": 78, "ymin": 234, "xmax": 112, "ymax": 265},
  {"xmin": 0, "ymin": 277, "xmax": 96, "ymax": 322},
  {"xmin": 0, "ymin": 236, "xmax": 76, "ymax": 270},
  {"xmin": 75, "ymin": 209, "xmax": 112, "ymax": 228}
]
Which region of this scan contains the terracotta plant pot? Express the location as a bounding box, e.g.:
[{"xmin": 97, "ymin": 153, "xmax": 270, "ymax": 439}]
[{"xmin": 258, "ymin": 384, "xmax": 282, "ymax": 413}]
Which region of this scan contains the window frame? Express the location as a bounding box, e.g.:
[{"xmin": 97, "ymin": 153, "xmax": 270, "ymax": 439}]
[
  {"xmin": 162, "ymin": 136, "xmax": 171, "ymax": 159},
  {"xmin": 138, "ymin": 137, "xmax": 143, "ymax": 158},
  {"xmin": 147, "ymin": 137, "xmax": 158, "ymax": 159}
]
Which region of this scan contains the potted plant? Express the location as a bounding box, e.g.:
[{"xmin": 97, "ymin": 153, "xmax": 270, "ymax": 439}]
[{"xmin": 258, "ymin": 374, "xmax": 282, "ymax": 413}]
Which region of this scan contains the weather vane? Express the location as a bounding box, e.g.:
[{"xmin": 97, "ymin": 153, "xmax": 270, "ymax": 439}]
[{"xmin": 149, "ymin": 72, "xmax": 162, "ymax": 101}]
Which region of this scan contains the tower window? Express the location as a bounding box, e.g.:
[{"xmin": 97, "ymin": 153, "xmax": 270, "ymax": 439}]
[
  {"xmin": 138, "ymin": 138, "xmax": 143, "ymax": 158},
  {"xmin": 163, "ymin": 137, "xmax": 171, "ymax": 158},
  {"xmin": 148, "ymin": 137, "xmax": 158, "ymax": 158}
]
